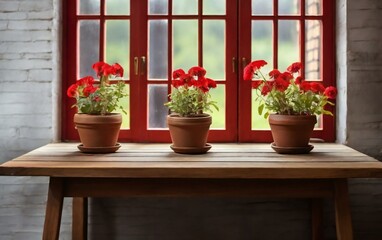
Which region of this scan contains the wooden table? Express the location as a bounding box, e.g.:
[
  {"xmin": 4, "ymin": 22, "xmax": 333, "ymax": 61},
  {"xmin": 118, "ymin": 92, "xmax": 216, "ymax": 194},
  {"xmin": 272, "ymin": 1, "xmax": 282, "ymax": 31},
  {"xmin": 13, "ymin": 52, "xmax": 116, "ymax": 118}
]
[{"xmin": 1, "ymin": 143, "xmax": 382, "ymax": 240}]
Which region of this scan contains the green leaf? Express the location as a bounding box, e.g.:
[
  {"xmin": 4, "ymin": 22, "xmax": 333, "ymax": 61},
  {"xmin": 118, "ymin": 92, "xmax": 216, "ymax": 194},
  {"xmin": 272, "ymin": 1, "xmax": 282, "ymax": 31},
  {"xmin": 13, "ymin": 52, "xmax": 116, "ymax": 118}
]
[{"xmin": 258, "ymin": 104, "xmax": 264, "ymax": 115}]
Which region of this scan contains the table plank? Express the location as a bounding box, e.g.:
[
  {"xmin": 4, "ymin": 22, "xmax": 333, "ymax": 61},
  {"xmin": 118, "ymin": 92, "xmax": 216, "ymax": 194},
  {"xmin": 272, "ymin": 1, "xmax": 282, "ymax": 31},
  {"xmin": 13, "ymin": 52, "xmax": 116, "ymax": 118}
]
[{"xmin": 1, "ymin": 143, "xmax": 382, "ymax": 179}]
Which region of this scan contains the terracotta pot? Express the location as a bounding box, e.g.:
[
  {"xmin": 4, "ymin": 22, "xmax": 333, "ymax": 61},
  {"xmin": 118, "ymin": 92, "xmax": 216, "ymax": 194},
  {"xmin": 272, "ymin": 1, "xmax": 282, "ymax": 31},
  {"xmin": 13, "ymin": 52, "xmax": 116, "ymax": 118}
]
[
  {"xmin": 167, "ymin": 114, "xmax": 212, "ymax": 154},
  {"xmin": 268, "ymin": 114, "xmax": 317, "ymax": 148},
  {"xmin": 74, "ymin": 113, "xmax": 122, "ymax": 148}
]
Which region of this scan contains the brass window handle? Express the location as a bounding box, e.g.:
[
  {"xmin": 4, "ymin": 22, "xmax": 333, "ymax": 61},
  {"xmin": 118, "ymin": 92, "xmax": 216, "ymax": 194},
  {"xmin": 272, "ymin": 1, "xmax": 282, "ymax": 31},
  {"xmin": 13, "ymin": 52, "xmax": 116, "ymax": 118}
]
[
  {"xmin": 232, "ymin": 57, "xmax": 237, "ymax": 73},
  {"xmin": 140, "ymin": 56, "xmax": 146, "ymax": 75},
  {"xmin": 134, "ymin": 57, "xmax": 139, "ymax": 75}
]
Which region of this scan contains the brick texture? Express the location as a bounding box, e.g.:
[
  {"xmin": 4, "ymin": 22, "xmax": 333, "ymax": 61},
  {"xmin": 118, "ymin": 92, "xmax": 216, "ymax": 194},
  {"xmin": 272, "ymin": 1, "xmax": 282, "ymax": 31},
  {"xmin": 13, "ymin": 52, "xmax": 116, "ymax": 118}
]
[{"xmin": 0, "ymin": 0, "xmax": 381, "ymax": 239}]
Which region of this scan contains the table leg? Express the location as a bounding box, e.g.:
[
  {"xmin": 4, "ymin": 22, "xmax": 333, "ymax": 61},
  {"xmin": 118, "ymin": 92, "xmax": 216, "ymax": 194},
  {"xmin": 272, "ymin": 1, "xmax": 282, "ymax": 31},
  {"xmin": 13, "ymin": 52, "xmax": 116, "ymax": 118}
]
[
  {"xmin": 334, "ymin": 179, "xmax": 353, "ymax": 240},
  {"xmin": 43, "ymin": 177, "xmax": 64, "ymax": 240},
  {"xmin": 311, "ymin": 199, "xmax": 323, "ymax": 240},
  {"xmin": 72, "ymin": 197, "xmax": 88, "ymax": 240}
]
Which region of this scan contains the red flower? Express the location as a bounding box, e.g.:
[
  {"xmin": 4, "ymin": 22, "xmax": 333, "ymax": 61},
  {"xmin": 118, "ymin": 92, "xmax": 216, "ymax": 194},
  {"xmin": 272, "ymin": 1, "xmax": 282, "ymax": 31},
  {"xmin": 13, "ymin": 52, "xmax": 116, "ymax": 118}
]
[
  {"xmin": 83, "ymin": 85, "xmax": 98, "ymax": 97},
  {"xmin": 112, "ymin": 63, "xmax": 124, "ymax": 78},
  {"xmin": 287, "ymin": 62, "xmax": 302, "ymax": 73},
  {"xmin": 172, "ymin": 80, "xmax": 183, "ymax": 88},
  {"xmin": 310, "ymin": 82, "xmax": 325, "ymax": 94},
  {"xmin": 274, "ymin": 77, "xmax": 289, "ymax": 92},
  {"xmin": 278, "ymin": 72, "xmax": 293, "ymax": 82},
  {"xmin": 252, "ymin": 80, "xmax": 262, "ymax": 89},
  {"xmin": 67, "ymin": 84, "xmax": 78, "ymax": 98},
  {"xmin": 180, "ymin": 74, "xmax": 193, "ymax": 86},
  {"xmin": 76, "ymin": 76, "xmax": 94, "ymax": 86},
  {"xmin": 300, "ymin": 82, "xmax": 311, "ymax": 92},
  {"xmin": 250, "ymin": 60, "xmax": 267, "ymax": 70},
  {"xmin": 101, "ymin": 63, "xmax": 115, "ymax": 76},
  {"xmin": 324, "ymin": 86, "xmax": 337, "ymax": 99},
  {"xmin": 173, "ymin": 69, "xmax": 186, "ymax": 79},
  {"xmin": 269, "ymin": 69, "xmax": 281, "ymax": 79},
  {"xmin": 207, "ymin": 78, "xmax": 217, "ymax": 89},
  {"xmin": 188, "ymin": 66, "xmax": 206, "ymax": 78},
  {"xmin": 295, "ymin": 76, "xmax": 303, "ymax": 85},
  {"xmin": 92, "ymin": 62, "xmax": 106, "ymax": 77},
  {"xmin": 261, "ymin": 81, "xmax": 273, "ymax": 96},
  {"xmin": 243, "ymin": 64, "xmax": 255, "ymax": 81}
]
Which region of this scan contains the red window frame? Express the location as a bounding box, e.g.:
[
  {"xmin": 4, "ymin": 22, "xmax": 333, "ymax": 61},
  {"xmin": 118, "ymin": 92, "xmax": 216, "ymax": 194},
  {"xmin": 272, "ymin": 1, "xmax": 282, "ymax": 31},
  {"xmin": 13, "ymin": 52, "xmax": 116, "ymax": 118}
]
[{"xmin": 62, "ymin": 0, "xmax": 335, "ymax": 143}]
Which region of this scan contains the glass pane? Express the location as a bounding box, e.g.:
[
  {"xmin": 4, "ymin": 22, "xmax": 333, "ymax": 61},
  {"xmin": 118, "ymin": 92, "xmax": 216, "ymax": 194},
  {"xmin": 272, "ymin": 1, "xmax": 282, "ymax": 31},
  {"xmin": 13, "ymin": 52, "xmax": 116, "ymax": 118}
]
[
  {"xmin": 278, "ymin": 20, "xmax": 299, "ymax": 72},
  {"xmin": 79, "ymin": 0, "xmax": 100, "ymax": 15},
  {"xmin": 148, "ymin": 85, "xmax": 168, "ymax": 129},
  {"xmin": 106, "ymin": 0, "xmax": 130, "ymax": 15},
  {"xmin": 252, "ymin": 0, "xmax": 272, "ymax": 15},
  {"xmin": 173, "ymin": 20, "xmax": 198, "ymax": 70},
  {"xmin": 279, "ymin": 0, "xmax": 300, "ymax": 15},
  {"xmin": 203, "ymin": 0, "xmax": 225, "ymax": 15},
  {"xmin": 149, "ymin": 20, "xmax": 168, "ymax": 80},
  {"xmin": 79, "ymin": 20, "xmax": 100, "ymax": 78},
  {"xmin": 203, "ymin": 20, "xmax": 225, "ymax": 80},
  {"xmin": 305, "ymin": 20, "xmax": 321, "ymax": 80},
  {"xmin": 106, "ymin": 20, "xmax": 130, "ymax": 79},
  {"xmin": 149, "ymin": 0, "xmax": 168, "ymax": 15},
  {"xmin": 209, "ymin": 84, "xmax": 225, "ymax": 129},
  {"xmin": 315, "ymin": 114, "xmax": 322, "ymax": 129},
  {"xmin": 115, "ymin": 84, "xmax": 130, "ymax": 129},
  {"xmin": 173, "ymin": 0, "xmax": 198, "ymax": 15},
  {"xmin": 306, "ymin": 0, "xmax": 321, "ymax": 15},
  {"xmin": 252, "ymin": 21, "xmax": 273, "ymax": 75},
  {"xmin": 251, "ymin": 91, "xmax": 270, "ymax": 130}
]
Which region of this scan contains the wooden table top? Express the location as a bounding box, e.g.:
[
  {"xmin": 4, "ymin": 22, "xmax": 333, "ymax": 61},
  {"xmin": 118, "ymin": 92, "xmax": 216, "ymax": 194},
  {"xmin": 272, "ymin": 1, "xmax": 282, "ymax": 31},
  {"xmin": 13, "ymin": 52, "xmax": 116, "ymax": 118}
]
[{"xmin": 1, "ymin": 143, "xmax": 382, "ymax": 179}]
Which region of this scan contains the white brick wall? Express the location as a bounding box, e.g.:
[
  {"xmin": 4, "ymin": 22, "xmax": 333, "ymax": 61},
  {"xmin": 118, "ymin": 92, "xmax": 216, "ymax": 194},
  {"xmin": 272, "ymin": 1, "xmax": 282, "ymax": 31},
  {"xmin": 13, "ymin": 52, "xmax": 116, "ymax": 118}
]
[{"xmin": 0, "ymin": 0, "xmax": 381, "ymax": 239}]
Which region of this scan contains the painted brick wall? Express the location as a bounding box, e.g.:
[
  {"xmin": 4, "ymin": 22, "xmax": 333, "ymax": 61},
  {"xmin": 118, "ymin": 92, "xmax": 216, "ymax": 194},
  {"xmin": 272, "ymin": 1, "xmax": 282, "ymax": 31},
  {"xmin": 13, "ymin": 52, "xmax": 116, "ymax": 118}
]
[
  {"xmin": 0, "ymin": 1, "xmax": 69, "ymax": 239},
  {"xmin": 0, "ymin": 0, "xmax": 381, "ymax": 239}
]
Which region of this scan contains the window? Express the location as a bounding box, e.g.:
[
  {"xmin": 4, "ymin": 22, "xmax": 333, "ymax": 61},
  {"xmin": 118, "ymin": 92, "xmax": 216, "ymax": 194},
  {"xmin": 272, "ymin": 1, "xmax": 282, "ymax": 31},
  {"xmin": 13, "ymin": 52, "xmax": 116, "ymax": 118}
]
[{"xmin": 62, "ymin": 0, "xmax": 335, "ymax": 142}]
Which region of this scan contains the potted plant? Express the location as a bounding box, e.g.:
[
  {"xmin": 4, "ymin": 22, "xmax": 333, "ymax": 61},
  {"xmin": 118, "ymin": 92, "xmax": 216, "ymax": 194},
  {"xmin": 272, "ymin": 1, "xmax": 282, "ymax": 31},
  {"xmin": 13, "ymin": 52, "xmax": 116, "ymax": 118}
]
[
  {"xmin": 244, "ymin": 60, "xmax": 337, "ymax": 153},
  {"xmin": 67, "ymin": 61, "xmax": 127, "ymax": 153},
  {"xmin": 165, "ymin": 66, "xmax": 218, "ymax": 154}
]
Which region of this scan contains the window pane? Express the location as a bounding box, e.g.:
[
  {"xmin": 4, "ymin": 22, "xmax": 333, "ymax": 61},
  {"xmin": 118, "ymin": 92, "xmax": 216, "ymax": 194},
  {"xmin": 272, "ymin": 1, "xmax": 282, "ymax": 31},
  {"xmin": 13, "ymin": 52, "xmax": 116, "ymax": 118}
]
[
  {"xmin": 115, "ymin": 84, "xmax": 130, "ymax": 129},
  {"xmin": 210, "ymin": 84, "xmax": 225, "ymax": 129},
  {"xmin": 148, "ymin": 85, "xmax": 168, "ymax": 129},
  {"xmin": 173, "ymin": 0, "xmax": 198, "ymax": 15},
  {"xmin": 278, "ymin": 20, "xmax": 299, "ymax": 72},
  {"xmin": 203, "ymin": 20, "xmax": 225, "ymax": 80},
  {"xmin": 279, "ymin": 0, "xmax": 300, "ymax": 15},
  {"xmin": 305, "ymin": 20, "xmax": 321, "ymax": 80},
  {"xmin": 149, "ymin": 0, "xmax": 168, "ymax": 15},
  {"xmin": 106, "ymin": 20, "xmax": 130, "ymax": 79},
  {"xmin": 252, "ymin": 92, "xmax": 269, "ymax": 130},
  {"xmin": 79, "ymin": 20, "xmax": 100, "ymax": 78},
  {"xmin": 203, "ymin": 0, "xmax": 225, "ymax": 15},
  {"xmin": 252, "ymin": 21, "xmax": 273, "ymax": 74},
  {"xmin": 79, "ymin": 0, "xmax": 99, "ymax": 15},
  {"xmin": 149, "ymin": 20, "xmax": 168, "ymax": 80},
  {"xmin": 306, "ymin": 0, "xmax": 321, "ymax": 15},
  {"xmin": 252, "ymin": 0, "xmax": 272, "ymax": 15},
  {"xmin": 173, "ymin": 20, "xmax": 198, "ymax": 70},
  {"xmin": 106, "ymin": 0, "xmax": 130, "ymax": 15}
]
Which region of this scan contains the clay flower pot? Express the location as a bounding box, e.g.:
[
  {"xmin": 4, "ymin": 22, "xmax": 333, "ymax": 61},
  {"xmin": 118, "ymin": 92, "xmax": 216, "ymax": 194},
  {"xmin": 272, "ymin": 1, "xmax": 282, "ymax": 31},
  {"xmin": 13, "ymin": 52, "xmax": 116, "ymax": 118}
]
[
  {"xmin": 167, "ymin": 114, "xmax": 212, "ymax": 154},
  {"xmin": 74, "ymin": 113, "xmax": 122, "ymax": 153},
  {"xmin": 268, "ymin": 114, "xmax": 317, "ymax": 154}
]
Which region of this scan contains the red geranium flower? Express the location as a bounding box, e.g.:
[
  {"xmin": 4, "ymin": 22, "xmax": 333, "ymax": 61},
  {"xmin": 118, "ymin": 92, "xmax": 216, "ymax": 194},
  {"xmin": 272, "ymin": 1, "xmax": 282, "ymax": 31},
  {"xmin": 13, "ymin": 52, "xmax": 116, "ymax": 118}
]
[
  {"xmin": 172, "ymin": 69, "xmax": 185, "ymax": 79},
  {"xmin": 324, "ymin": 86, "xmax": 338, "ymax": 99},
  {"xmin": 112, "ymin": 63, "xmax": 124, "ymax": 78},
  {"xmin": 287, "ymin": 62, "xmax": 302, "ymax": 73},
  {"xmin": 83, "ymin": 85, "xmax": 98, "ymax": 97},
  {"xmin": 269, "ymin": 69, "xmax": 281, "ymax": 79},
  {"xmin": 250, "ymin": 60, "xmax": 267, "ymax": 70},
  {"xmin": 188, "ymin": 66, "xmax": 206, "ymax": 78},
  {"xmin": 310, "ymin": 82, "xmax": 325, "ymax": 94},
  {"xmin": 252, "ymin": 80, "xmax": 262, "ymax": 89},
  {"xmin": 67, "ymin": 84, "xmax": 78, "ymax": 98}
]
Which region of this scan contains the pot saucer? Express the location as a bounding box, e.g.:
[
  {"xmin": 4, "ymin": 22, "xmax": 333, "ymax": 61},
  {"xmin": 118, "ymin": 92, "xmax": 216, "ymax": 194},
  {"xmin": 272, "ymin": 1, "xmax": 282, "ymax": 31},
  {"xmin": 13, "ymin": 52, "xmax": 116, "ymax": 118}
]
[
  {"xmin": 77, "ymin": 143, "xmax": 121, "ymax": 153},
  {"xmin": 271, "ymin": 142, "xmax": 314, "ymax": 154},
  {"xmin": 170, "ymin": 143, "xmax": 212, "ymax": 154}
]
